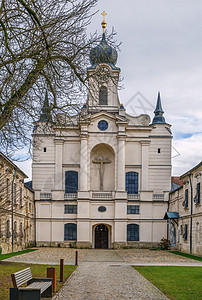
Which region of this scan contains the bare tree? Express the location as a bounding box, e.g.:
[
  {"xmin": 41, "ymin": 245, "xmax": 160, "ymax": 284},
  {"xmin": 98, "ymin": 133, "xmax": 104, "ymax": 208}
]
[{"xmin": 0, "ymin": 0, "xmax": 104, "ymax": 155}]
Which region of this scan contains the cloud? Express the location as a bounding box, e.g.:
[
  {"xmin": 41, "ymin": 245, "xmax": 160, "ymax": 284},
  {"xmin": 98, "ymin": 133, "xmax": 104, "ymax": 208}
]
[
  {"xmin": 15, "ymin": 159, "xmax": 32, "ymax": 181},
  {"xmin": 172, "ymin": 134, "xmax": 202, "ymax": 175}
]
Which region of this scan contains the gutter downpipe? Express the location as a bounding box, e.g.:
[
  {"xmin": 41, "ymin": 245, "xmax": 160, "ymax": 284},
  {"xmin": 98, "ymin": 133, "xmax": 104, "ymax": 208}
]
[
  {"xmin": 11, "ymin": 168, "xmax": 17, "ymax": 253},
  {"xmin": 188, "ymin": 172, "xmax": 193, "ymax": 255}
]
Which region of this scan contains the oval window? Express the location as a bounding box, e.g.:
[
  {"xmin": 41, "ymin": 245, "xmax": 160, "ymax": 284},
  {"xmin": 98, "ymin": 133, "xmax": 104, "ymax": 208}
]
[{"xmin": 98, "ymin": 206, "xmax": 107, "ymax": 212}]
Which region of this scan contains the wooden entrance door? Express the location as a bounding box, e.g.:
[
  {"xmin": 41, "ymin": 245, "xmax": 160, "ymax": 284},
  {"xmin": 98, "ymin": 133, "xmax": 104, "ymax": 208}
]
[{"xmin": 95, "ymin": 224, "xmax": 108, "ymax": 249}]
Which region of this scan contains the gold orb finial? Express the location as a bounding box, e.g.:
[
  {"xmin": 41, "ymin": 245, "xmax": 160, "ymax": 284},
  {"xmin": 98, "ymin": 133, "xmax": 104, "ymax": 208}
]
[{"xmin": 101, "ymin": 11, "xmax": 107, "ymax": 33}]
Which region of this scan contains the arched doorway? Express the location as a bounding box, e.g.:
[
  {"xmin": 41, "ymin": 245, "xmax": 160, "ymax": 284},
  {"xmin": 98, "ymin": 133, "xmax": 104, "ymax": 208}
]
[{"xmin": 95, "ymin": 224, "xmax": 108, "ymax": 249}]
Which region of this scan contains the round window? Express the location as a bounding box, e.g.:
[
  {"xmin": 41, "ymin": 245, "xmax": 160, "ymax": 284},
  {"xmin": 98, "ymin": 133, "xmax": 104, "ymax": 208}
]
[
  {"xmin": 98, "ymin": 206, "xmax": 107, "ymax": 212},
  {"xmin": 98, "ymin": 120, "xmax": 108, "ymax": 131}
]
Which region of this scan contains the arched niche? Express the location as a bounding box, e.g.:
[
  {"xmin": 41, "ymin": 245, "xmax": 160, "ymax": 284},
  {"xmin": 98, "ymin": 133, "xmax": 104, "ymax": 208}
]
[{"xmin": 90, "ymin": 143, "xmax": 115, "ymax": 191}]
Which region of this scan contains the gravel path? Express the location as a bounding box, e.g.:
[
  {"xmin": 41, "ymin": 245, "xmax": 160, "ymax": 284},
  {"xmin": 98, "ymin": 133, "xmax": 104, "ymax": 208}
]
[
  {"xmin": 4, "ymin": 248, "xmax": 88, "ymax": 265},
  {"xmin": 52, "ymin": 252, "xmax": 168, "ymax": 300},
  {"xmin": 116, "ymin": 249, "xmax": 202, "ymax": 266},
  {"xmin": 5, "ymin": 248, "xmax": 202, "ymax": 299}
]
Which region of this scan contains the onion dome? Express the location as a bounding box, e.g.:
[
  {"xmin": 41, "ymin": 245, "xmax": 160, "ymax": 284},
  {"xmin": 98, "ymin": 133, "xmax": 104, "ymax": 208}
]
[
  {"xmin": 90, "ymin": 11, "xmax": 118, "ymax": 67},
  {"xmin": 90, "ymin": 33, "xmax": 118, "ymax": 66},
  {"xmin": 152, "ymin": 92, "xmax": 166, "ymax": 124}
]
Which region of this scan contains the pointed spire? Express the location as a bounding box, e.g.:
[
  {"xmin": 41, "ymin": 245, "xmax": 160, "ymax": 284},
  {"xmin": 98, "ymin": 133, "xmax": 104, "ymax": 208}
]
[
  {"xmin": 39, "ymin": 90, "xmax": 52, "ymax": 122},
  {"xmin": 152, "ymin": 92, "xmax": 166, "ymax": 124}
]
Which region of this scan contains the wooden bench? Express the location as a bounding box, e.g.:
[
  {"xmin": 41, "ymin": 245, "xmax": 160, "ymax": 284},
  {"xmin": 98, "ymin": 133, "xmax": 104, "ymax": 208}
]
[{"xmin": 10, "ymin": 267, "xmax": 52, "ymax": 300}]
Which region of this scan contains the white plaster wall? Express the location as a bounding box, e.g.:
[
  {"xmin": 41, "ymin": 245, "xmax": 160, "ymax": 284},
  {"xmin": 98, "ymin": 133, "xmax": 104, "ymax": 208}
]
[
  {"xmin": 153, "ymin": 222, "xmax": 167, "ymax": 242},
  {"xmin": 148, "ymin": 167, "xmax": 171, "ymax": 192},
  {"xmin": 149, "ymin": 138, "xmax": 171, "ymax": 165},
  {"xmin": 77, "ymin": 201, "xmax": 89, "ymax": 218},
  {"xmin": 63, "ymin": 142, "xmax": 80, "ymax": 164},
  {"xmin": 114, "ymin": 222, "xmax": 127, "ymax": 242},
  {"xmin": 140, "ymin": 222, "xmax": 152, "ymax": 242},
  {"xmin": 125, "ymin": 142, "xmax": 141, "ymax": 165},
  {"xmin": 77, "ymin": 222, "xmax": 90, "ymax": 241},
  {"xmin": 33, "ymin": 136, "xmax": 55, "ymax": 163},
  {"xmin": 37, "ymin": 222, "xmax": 51, "ymax": 241},
  {"xmin": 152, "ymin": 203, "xmax": 168, "ymax": 219},
  {"xmin": 37, "ymin": 203, "xmax": 51, "ymax": 218},
  {"xmin": 32, "ymin": 165, "xmax": 55, "ymax": 191},
  {"xmin": 90, "ymin": 203, "xmax": 114, "ymax": 219},
  {"xmin": 115, "ymin": 202, "xmax": 127, "ymax": 219},
  {"xmin": 52, "ymin": 222, "xmax": 64, "ymax": 241}
]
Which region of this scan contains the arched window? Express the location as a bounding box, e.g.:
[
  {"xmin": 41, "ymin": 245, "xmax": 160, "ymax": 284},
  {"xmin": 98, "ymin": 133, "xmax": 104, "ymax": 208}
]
[
  {"xmin": 6, "ymin": 220, "xmax": 10, "ymax": 238},
  {"xmin": 64, "ymin": 223, "xmax": 77, "ymax": 241},
  {"xmin": 14, "ymin": 221, "xmax": 17, "ymax": 238},
  {"xmin": 125, "ymin": 172, "xmax": 138, "ymax": 194},
  {"xmin": 99, "ymin": 86, "xmax": 108, "ymax": 105},
  {"xmin": 65, "ymin": 171, "xmax": 78, "ymax": 193},
  {"xmin": 127, "ymin": 224, "xmax": 139, "ymax": 241},
  {"xmin": 20, "ymin": 222, "xmax": 23, "ymax": 238}
]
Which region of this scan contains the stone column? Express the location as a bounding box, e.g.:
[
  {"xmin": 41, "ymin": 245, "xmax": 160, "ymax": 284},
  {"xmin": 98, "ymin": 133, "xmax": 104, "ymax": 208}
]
[
  {"xmin": 141, "ymin": 140, "xmax": 150, "ymax": 191},
  {"xmin": 55, "ymin": 140, "xmax": 63, "ymax": 190},
  {"xmin": 80, "ymin": 135, "xmax": 88, "ymax": 191},
  {"xmin": 117, "ymin": 136, "xmax": 125, "ymax": 191}
]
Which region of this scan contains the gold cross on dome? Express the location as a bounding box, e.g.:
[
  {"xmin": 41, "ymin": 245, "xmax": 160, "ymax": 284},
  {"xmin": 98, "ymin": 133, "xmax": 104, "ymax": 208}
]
[
  {"xmin": 101, "ymin": 11, "xmax": 107, "ymax": 21},
  {"xmin": 101, "ymin": 11, "xmax": 107, "ymax": 33}
]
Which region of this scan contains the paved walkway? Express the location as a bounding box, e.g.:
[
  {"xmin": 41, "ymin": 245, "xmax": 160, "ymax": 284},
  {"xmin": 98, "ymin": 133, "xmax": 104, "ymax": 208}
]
[
  {"xmin": 5, "ymin": 248, "xmax": 202, "ymax": 266},
  {"xmin": 5, "ymin": 248, "xmax": 202, "ymax": 299},
  {"xmin": 53, "ymin": 250, "xmax": 168, "ymax": 300}
]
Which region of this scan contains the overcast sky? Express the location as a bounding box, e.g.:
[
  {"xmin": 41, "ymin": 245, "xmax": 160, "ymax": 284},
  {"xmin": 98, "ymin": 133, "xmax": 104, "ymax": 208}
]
[{"xmin": 16, "ymin": 0, "xmax": 202, "ymax": 179}]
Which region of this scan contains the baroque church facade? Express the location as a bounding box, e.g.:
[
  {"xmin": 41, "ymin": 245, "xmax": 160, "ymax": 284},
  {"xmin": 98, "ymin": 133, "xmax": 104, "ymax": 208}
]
[{"xmin": 33, "ymin": 17, "xmax": 172, "ymax": 249}]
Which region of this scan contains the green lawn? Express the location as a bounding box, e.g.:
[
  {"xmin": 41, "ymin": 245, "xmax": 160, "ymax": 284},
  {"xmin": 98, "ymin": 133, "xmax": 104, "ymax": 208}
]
[
  {"xmin": 133, "ymin": 266, "xmax": 202, "ymax": 300},
  {"xmin": 0, "ymin": 249, "xmax": 38, "ymax": 261},
  {"xmin": 0, "ymin": 261, "xmax": 77, "ymax": 300},
  {"xmin": 170, "ymin": 251, "xmax": 202, "ymax": 262}
]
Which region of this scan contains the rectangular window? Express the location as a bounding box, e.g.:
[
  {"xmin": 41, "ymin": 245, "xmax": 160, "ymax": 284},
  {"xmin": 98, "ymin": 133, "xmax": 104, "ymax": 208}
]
[
  {"xmin": 20, "ymin": 187, "xmax": 22, "ymax": 207},
  {"xmin": 65, "ymin": 171, "xmax": 78, "ymax": 193},
  {"xmin": 14, "ymin": 183, "xmax": 17, "ymax": 204},
  {"xmin": 127, "ymin": 205, "xmax": 139, "ymax": 214},
  {"xmin": 64, "ymin": 205, "xmax": 77, "ymax": 214},
  {"xmin": 183, "ymin": 224, "xmax": 188, "ymax": 240},
  {"xmin": 197, "ymin": 183, "xmax": 200, "ymax": 204},
  {"xmin": 183, "ymin": 189, "xmax": 188, "ymax": 208},
  {"xmin": 7, "ymin": 178, "xmax": 10, "ymax": 201},
  {"xmin": 29, "ymin": 203, "xmax": 32, "ymax": 212}
]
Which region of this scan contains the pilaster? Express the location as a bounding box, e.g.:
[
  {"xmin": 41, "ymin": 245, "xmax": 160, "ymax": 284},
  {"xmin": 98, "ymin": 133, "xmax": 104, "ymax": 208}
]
[
  {"xmin": 117, "ymin": 135, "xmax": 126, "ymax": 191},
  {"xmin": 55, "ymin": 140, "xmax": 64, "ymax": 190},
  {"xmin": 140, "ymin": 140, "xmax": 150, "ymax": 191},
  {"xmin": 80, "ymin": 133, "xmax": 88, "ymax": 191}
]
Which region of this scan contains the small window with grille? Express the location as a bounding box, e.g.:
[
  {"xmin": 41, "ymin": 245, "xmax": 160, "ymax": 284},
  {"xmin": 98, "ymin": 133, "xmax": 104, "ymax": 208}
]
[
  {"xmin": 64, "ymin": 205, "xmax": 77, "ymax": 214},
  {"xmin": 127, "ymin": 205, "xmax": 140, "ymax": 214}
]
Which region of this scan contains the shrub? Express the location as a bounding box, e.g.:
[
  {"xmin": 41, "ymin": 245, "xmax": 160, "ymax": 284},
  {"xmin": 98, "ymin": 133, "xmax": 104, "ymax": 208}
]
[{"xmin": 159, "ymin": 238, "xmax": 170, "ymax": 250}]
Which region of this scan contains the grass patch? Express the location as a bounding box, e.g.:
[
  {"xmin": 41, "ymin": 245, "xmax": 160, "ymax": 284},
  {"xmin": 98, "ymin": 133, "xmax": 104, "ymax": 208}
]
[
  {"xmin": 0, "ymin": 249, "xmax": 38, "ymax": 261},
  {"xmin": 0, "ymin": 261, "xmax": 77, "ymax": 300},
  {"xmin": 170, "ymin": 251, "xmax": 202, "ymax": 262},
  {"xmin": 133, "ymin": 266, "xmax": 202, "ymax": 300}
]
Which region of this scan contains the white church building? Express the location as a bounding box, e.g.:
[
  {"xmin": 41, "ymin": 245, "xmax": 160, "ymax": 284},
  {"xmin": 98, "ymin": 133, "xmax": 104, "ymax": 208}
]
[{"xmin": 33, "ymin": 17, "xmax": 172, "ymax": 249}]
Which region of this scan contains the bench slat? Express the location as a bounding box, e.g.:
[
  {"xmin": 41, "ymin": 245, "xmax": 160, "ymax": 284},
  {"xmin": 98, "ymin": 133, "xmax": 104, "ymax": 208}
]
[
  {"xmin": 11, "ymin": 267, "xmax": 32, "ymax": 288},
  {"xmin": 26, "ymin": 281, "xmax": 52, "ymax": 293}
]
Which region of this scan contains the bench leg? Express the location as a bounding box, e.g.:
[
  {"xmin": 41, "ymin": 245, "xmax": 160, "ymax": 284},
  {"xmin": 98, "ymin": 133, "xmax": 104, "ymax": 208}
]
[
  {"xmin": 18, "ymin": 289, "xmax": 41, "ymax": 300},
  {"xmin": 41, "ymin": 285, "xmax": 52, "ymax": 298},
  {"xmin": 10, "ymin": 288, "xmax": 19, "ymax": 300}
]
